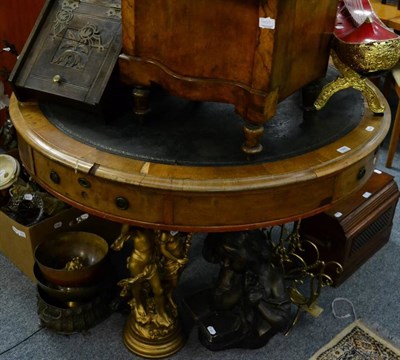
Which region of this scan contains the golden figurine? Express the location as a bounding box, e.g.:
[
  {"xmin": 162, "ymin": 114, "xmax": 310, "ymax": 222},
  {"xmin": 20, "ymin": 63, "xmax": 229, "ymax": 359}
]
[
  {"xmin": 111, "ymin": 224, "xmax": 192, "ymax": 358},
  {"xmin": 157, "ymin": 230, "xmax": 191, "ymax": 313}
]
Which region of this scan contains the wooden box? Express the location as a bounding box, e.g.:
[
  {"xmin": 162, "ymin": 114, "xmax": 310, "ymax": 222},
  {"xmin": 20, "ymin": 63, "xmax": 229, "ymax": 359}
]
[
  {"xmin": 119, "ymin": 0, "xmax": 338, "ymax": 153},
  {"xmin": 0, "ymin": 206, "xmax": 121, "ymax": 282},
  {"xmin": 9, "ymin": 0, "xmax": 122, "ymax": 109},
  {"xmin": 299, "ymin": 170, "xmax": 399, "ymax": 286}
]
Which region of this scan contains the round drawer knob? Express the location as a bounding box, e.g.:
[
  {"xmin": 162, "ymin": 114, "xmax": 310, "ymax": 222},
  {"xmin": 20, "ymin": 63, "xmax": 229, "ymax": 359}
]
[
  {"xmin": 52, "ymin": 74, "xmax": 62, "ymax": 84},
  {"xmin": 115, "ymin": 197, "xmax": 129, "ymax": 210},
  {"xmin": 50, "ymin": 170, "xmax": 60, "ymax": 184},
  {"xmin": 78, "ymin": 178, "xmax": 91, "ymax": 188},
  {"xmin": 357, "ymin": 166, "xmax": 366, "ymax": 180}
]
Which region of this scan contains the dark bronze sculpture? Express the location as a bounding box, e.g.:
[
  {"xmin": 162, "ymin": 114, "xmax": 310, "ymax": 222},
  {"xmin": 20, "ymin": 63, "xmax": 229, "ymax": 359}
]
[{"xmin": 186, "ymin": 230, "xmax": 292, "ymax": 351}]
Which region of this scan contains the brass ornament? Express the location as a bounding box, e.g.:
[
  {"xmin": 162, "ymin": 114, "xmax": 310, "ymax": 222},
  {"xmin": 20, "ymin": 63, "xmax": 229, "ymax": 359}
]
[
  {"xmin": 266, "ymin": 221, "xmax": 343, "ymax": 333},
  {"xmin": 111, "ymin": 225, "xmax": 192, "ymax": 358},
  {"xmin": 334, "ymin": 37, "xmax": 400, "ymax": 74},
  {"xmin": 64, "ymin": 256, "xmax": 85, "ymax": 271},
  {"xmin": 314, "ymin": 50, "xmax": 385, "ymax": 114}
]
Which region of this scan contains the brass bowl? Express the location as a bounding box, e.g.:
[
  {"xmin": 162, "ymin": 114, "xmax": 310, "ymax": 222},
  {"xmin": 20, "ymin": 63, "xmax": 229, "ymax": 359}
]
[
  {"xmin": 34, "ymin": 263, "xmax": 105, "ymax": 303},
  {"xmin": 36, "ymin": 287, "xmax": 112, "ymax": 334},
  {"xmin": 34, "ymin": 231, "xmax": 109, "ymax": 287},
  {"xmin": 0, "ymin": 154, "xmax": 20, "ymax": 190},
  {"xmin": 334, "ymin": 37, "xmax": 400, "ymax": 73}
]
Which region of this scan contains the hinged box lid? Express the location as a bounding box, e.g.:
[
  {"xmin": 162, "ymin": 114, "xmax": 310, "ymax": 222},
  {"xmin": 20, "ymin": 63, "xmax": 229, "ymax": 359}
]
[{"xmin": 9, "ymin": 0, "xmax": 122, "ymax": 107}]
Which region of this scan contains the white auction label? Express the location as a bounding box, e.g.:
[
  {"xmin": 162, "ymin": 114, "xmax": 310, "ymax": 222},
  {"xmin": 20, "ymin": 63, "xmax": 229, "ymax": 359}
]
[
  {"xmin": 54, "ymin": 221, "xmax": 63, "ymax": 229},
  {"xmin": 12, "ymin": 226, "xmax": 26, "ymax": 238},
  {"xmin": 362, "ymin": 192, "xmax": 372, "ymax": 199},
  {"xmin": 23, "ymin": 193, "xmax": 33, "ymax": 201},
  {"xmin": 207, "ymin": 326, "xmax": 217, "ymax": 335},
  {"xmin": 374, "ymin": 169, "xmax": 382, "ymax": 174},
  {"xmin": 337, "ymin": 146, "xmax": 351, "ymax": 154},
  {"xmin": 334, "ymin": 212, "xmax": 343, "ymax": 218},
  {"xmin": 81, "ymin": 213, "xmax": 89, "ymax": 220},
  {"xmin": 365, "ymin": 126, "xmax": 375, "ymax": 132},
  {"xmin": 259, "ymin": 17, "xmax": 276, "ymax": 29}
]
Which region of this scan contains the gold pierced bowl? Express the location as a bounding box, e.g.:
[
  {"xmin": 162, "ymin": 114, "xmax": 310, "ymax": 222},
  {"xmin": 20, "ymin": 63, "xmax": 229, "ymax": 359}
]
[
  {"xmin": 335, "ymin": 37, "xmax": 400, "ymax": 73},
  {"xmin": 34, "ymin": 231, "xmax": 109, "ymax": 287}
]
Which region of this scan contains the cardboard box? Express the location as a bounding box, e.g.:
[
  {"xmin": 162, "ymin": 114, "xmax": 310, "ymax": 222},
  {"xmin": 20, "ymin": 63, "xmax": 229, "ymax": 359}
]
[{"xmin": 0, "ymin": 206, "xmax": 121, "ymax": 281}]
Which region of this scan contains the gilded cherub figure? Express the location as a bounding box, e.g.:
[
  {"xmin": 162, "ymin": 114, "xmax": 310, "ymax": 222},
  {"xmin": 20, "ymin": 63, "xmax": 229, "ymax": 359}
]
[
  {"xmin": 157, "ymin": 231, "xmax": 192, "ymax": 312},
  {"xmin": 112, "ymin": 226, "xmax": 192, "ymax": 356},
  {"xmin": 111, "ymin": 224, "xmax": 172, "ymax": 328},
  {"xmin": 112, "ymin": 224, "xmax": 193, "ymax": 335}
]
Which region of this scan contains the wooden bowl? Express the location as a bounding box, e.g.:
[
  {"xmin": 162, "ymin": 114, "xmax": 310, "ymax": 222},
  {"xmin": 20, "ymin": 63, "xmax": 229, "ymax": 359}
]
[{"xmin": 34, "ymin": 231, "xmax": 109, "ymax": 287}]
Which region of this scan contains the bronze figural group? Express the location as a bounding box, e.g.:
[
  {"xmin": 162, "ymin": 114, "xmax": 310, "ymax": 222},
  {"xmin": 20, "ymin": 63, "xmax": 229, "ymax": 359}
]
[{"xmin": 111, "ymin": 226, "xmax": 192, "ymax": 340}]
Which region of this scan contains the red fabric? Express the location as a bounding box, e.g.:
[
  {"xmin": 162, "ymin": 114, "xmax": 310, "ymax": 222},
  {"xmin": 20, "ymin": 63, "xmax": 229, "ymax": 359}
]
[{"xmin": 334, "ymin": 0, "xmax": 399, "ymax": 42}]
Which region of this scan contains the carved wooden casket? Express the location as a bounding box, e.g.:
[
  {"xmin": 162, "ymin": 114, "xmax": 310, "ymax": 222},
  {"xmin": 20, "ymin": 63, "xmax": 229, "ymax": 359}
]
[
  {"xmin": 9, "ymin": 0, "xmax": 122, "ymax": 110},
  {"xmin": 300, "ymin": 171, "xmax": 399, "ymax": 286},
  {"xmin": 119, "ymin": 0, "xmax": 339, "ymax": 154}
]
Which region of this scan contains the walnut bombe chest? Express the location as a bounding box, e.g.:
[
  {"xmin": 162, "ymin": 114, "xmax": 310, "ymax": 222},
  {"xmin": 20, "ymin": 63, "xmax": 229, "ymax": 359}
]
[{"xmin": 119, "ymin": 0, "xmax": 339, "ymax": 154}]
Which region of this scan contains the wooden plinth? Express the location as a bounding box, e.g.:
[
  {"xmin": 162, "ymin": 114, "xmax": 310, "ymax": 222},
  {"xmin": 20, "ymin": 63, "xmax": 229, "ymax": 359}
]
[{"xmin": 9, "ymin": 89, "xmax": 390, "ymax": 232}]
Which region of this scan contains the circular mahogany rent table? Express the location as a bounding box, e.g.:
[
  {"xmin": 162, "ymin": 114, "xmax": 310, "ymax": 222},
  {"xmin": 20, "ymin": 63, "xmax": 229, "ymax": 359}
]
[
  {"xmin": 9, "ymin": 82, "xmax": 390, "ymax": 357},
  {"xmin": 9, "ymin": 90, "xmax": 390, "ymax": 232}
]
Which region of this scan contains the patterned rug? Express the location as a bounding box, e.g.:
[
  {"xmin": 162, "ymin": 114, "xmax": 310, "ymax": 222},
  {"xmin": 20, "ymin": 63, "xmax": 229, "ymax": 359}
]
[{"xmin": 310, "ymin": 320, "xmax": 400, "ymax": 359}]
